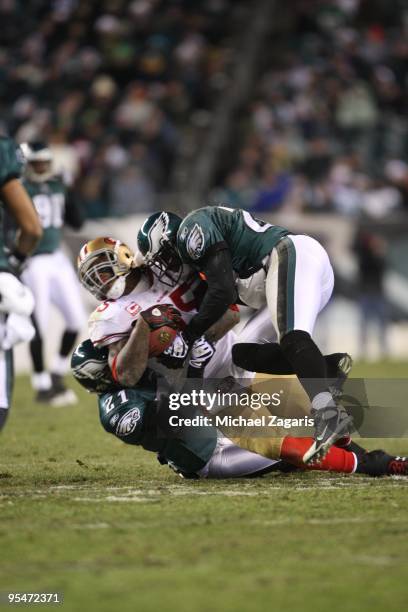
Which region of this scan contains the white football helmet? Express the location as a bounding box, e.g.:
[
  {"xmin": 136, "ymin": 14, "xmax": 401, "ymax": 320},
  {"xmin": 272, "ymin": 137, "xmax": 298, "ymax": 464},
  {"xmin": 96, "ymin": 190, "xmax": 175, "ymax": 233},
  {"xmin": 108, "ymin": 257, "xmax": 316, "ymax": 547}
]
[{"xmin": 77, "ymin": 237, "xmax": 136, "ymax": 300}]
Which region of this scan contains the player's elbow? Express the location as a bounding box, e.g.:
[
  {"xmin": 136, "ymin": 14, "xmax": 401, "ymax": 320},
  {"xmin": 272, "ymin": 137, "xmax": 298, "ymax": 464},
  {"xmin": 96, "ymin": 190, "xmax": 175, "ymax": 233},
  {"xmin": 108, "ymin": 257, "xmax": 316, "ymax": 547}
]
[
  {"xmin": 31, "ymin": 224, "xmax": 43, "ymax": 240},
  {"xmin": 23, "ymin": 221, "xmax": 43, "ymax": 241},
  {"xmin": 217, "ymin": 284, "xmax": 237, "ymax": 309}
]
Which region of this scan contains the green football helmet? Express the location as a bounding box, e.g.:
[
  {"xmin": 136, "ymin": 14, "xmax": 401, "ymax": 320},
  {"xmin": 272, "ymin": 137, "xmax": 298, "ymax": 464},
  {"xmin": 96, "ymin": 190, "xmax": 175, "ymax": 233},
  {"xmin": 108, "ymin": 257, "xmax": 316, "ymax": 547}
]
[
  {"xmin": 21, "ymin": 141, "xmax": 54, "ymax": 182},
  {"xmin": 137, "ymin": 211, "xmax": 183, "ymax": 286},
  {"xmin": 71, "ymin": 339, "xmax": 117, "ymax": 394}
]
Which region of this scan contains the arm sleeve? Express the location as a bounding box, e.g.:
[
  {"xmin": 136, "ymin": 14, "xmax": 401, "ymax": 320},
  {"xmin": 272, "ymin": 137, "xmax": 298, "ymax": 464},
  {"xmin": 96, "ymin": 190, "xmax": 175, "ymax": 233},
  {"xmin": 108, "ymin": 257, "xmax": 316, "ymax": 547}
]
[
  {"xmin": 184, "ymin": 246, "xmax": 237, "ymax": 342},
  {"xmin": 64, "ymin": 189, "xmax": 84, "ymax": 229}
]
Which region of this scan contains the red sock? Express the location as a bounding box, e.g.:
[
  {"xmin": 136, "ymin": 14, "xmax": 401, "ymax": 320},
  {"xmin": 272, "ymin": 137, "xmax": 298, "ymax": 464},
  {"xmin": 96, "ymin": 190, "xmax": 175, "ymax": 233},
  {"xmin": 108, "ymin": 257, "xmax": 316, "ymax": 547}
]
[{"xmin": 280, "ymin": 436, "xmax": 356, "ymax": 473}]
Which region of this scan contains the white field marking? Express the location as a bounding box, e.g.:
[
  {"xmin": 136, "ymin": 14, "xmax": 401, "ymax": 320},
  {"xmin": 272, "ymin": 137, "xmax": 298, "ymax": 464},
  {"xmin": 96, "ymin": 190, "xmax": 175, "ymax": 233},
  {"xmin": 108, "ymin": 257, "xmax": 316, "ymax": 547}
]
[
  {"xmin": 1, "ymin": 476, "xmax": 406, "ymax": 505},
  {"xmin": 72, "ymin": 523, "xmax": 110, "ymax": 530},
  {"xmin": 354, "ymin": 555, "xmax": 397, "ymax": 566},
  {"xmin": 250, "ymin": 516, "xmax": 408, "ymax": 527},
  {"xmin": 72, "ymin": 496, "xmax": 160, "ymax": 503}
]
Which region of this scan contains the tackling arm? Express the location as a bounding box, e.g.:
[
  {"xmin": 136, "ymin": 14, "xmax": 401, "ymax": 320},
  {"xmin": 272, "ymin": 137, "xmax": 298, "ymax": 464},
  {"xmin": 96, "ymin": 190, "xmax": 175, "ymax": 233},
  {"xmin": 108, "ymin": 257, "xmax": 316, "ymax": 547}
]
[
  {"xmin": 184, "ymin": 248, "xmax": 237, "ymax": 343},
  {"xmin": 108, "ymin": 317, "xmax": 150, "ymax": 387},
  {"xmin": 205, "ymin": 305, "xmax": 239, "ymax": 344}
]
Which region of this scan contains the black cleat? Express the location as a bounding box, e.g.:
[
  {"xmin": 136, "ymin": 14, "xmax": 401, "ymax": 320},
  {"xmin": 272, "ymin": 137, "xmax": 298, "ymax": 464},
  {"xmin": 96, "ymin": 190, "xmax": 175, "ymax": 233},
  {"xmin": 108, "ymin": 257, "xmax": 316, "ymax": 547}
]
[
  {"xmin": 386, "ymin": 455, "xmax": 408, "ymax": 476},
  {"xmin": 35, "ymin": 388, "xmax": 56, "ymax": 403},
  {"xmin": 303, "ymin": 404, "xmax": 353, "ymax": 464},
  {"xmin": 329, "ymin": 353, "xmax": 353, "ymax": 399},
  {"xmin": 357, "ymin": 450, "xmax": 408, "ymax": 477},
  {"xmin": 36, "ymin": 375, "xmax": 78, "ymax": 407}
]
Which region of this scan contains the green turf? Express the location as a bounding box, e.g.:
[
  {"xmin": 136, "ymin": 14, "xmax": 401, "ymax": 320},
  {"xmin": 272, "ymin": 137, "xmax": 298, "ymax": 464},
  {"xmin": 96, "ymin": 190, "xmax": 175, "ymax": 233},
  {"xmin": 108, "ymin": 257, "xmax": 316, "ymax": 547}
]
[{"xmin": 1, "ymin": 366, "xmax": 408, "ymax": 612}]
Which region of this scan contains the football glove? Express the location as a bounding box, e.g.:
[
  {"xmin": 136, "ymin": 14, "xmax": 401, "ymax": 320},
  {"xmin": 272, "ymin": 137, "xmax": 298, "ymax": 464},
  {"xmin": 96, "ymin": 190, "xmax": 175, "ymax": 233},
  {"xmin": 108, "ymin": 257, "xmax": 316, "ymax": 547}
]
[
  {"xmin": 0, "ymin": 313, "xmax": 35, "ymax": 350},
  {"xmin": 157, "ymin": 331, "xmax": 189, "ymax": 369},
  {"xmin": 189, "ymin": 336, "xmax": 215, "ymax": 369},
  {"xmin": 0, "ymin": 272, "xmax": 35, "ymax": 316},
  {"xmin": 140, "ymin": 304, "xmax": 182, "ymax": 331},
  {"xmin": 6, "ymin": 248, "xmax": 27, "ymax": 276}
]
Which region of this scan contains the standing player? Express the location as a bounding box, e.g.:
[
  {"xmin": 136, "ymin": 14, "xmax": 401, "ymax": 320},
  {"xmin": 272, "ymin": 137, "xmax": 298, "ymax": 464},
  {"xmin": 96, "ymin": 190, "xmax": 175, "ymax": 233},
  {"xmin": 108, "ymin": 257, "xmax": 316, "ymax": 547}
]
[
  {"xmin": 137, "ymin": 207, "xmax": 352, "ymax": 463},
  {"xmin": 20, "ymin": 142, "xmax": 86, "ymax": 405},
  {"xmin": 0, "ymin": 136, "xmax": 43, "ymax": 429}
]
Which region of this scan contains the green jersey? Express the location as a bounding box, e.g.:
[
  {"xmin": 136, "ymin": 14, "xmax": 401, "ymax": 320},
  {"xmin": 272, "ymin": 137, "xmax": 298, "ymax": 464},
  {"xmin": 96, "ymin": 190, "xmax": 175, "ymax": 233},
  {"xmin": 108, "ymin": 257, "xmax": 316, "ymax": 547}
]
[
  {"xmin": 0, "ymin": 137, "xmax": 25, "ymax": 270},
  {"xmin": 22, "ymin": 177, "xmax": 66, "ymax": 255},
  {"xmin": 98, "ymin": 374, "xmax": 217, "ymax": 475},
  {"xmin": 177, "ymin": 205, "xmax": 290, "ymax": 278}
]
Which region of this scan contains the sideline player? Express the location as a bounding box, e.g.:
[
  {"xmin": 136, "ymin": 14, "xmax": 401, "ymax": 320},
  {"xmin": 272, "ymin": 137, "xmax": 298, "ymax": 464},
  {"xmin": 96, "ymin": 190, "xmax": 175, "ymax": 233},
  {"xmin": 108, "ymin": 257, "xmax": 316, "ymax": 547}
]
[
  {"xmin": 0, "ymin": 136, "xmax": 43, "ymax": 430},
  {"xmin": 137, "ymin": 208, "xmax": 353, "ymax": 462},
  {"xmin": 20, "ymin": 142, "xmax": 86, "ymax": 405},
  {"xmin": 71, "ymin": 335, "xmax": 408, "ymax": 478}
]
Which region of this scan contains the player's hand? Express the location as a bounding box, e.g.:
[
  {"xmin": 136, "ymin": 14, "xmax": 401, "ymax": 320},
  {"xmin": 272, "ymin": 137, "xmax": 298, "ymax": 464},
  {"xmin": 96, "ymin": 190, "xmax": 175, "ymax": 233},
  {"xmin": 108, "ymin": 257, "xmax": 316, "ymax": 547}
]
[
  {"xmin": 157, "ymin": 332, "xmax": 189, "ymax": 369},
  {"xmin": 140, "ymin": 304, "xmax": 182, "ymax": 331},
  {"xmin": 5, "ymin": 248, "xmax": 27, "ymax": 276},
  {"xmin": 189, "ymin": 336, "xmax": 215, "ymax": 370}
]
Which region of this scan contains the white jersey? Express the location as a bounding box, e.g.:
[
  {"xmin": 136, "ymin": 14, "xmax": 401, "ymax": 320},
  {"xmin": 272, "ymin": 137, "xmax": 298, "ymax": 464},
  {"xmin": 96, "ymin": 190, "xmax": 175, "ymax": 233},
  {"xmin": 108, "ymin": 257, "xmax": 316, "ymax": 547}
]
[
  {"xmin": 88, "ymin": 268, "xmax": 255, "ymax": 383},
  {"xmin": 89, "ymin": 269, "xmax": 205, "ymax": 347}
]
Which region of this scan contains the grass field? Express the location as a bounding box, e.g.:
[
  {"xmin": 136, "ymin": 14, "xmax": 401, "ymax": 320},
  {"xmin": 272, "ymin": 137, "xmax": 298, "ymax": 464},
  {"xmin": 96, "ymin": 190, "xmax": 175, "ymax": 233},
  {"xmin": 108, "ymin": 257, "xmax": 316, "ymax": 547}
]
[{"xmin": 1, "ymin": 363, "xmax": 408, "ymax": 612}]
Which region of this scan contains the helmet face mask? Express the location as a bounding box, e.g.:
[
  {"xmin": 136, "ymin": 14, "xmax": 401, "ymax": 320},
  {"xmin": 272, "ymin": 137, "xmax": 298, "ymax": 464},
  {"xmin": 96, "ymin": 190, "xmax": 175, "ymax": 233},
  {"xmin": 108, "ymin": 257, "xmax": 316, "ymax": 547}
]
[
  {"xmin": 137, "ymin": 212, "xmax": 183, "ymax": 287},
  {"xmin": 78, "ymin": 237, "xmax": 136, "ymax": 300},
  {"xmin": 71, "ymin": 340, "xmax": 116, "ymax": 394},
  {"xmin": 145, "ymin": 239, "xmax": 183, "ymax": 287}
]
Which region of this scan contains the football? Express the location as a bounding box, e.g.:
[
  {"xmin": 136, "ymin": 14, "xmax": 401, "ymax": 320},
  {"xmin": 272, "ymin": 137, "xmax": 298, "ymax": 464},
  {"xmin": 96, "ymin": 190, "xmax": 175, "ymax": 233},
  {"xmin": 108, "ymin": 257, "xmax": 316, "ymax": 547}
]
[{"xmin": 148, "ymin": 325, "xmax": 178, "ymax": 357}]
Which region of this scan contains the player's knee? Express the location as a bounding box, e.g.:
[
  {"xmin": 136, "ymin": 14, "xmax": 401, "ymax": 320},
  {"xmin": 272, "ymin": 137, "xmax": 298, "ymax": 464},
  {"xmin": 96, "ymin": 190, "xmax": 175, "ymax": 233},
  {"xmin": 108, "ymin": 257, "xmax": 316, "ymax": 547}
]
[
  {"xmin": 232, "ymin": 343, "xmax": 258, "ymax": 370},
  {"xmin": 0, "ymin": 408, "xmax": 9, "ymax": 431},
  {"xmin": 280, "ymin": 329, "xmax": 312, "ymax": 357}
]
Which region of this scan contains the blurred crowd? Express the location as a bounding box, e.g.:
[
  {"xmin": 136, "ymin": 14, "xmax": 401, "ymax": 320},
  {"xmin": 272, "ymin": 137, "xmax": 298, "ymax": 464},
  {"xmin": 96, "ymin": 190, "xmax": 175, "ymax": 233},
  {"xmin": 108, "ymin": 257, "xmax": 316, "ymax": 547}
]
[
  {"xmin": 0, "ymin": 0, "xmax": 242, "ymax": 217},
  {"xmin": 214, "ymin": 0, "xmax": 408, "ymax": 219},
  {"xmin": 1, "ymin": 0, "xmax": 407, "ymax": 220}
]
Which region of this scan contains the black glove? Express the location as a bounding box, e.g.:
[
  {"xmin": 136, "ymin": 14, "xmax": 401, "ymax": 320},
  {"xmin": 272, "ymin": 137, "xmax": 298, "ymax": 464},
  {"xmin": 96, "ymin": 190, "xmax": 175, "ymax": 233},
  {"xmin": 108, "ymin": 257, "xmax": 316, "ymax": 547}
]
[
  {"xmin": 140, "ymin": 304, "xmax": 182, "ymax": 331},
  {"xmin": 6, "ymin": 249, "xmax": 27, "ymax": 276},
  {"xmin": 157, "ymin": 331, "xmax": 189, "ymax": 369}
]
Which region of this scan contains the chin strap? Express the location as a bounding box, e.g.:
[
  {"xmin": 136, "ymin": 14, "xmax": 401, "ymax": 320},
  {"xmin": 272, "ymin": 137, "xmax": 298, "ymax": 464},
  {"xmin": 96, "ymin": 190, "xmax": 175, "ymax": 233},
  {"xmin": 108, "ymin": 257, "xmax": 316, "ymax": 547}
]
[{"xmin": 106, "ymin": 275, "xmax": 127, "ymax": 300}]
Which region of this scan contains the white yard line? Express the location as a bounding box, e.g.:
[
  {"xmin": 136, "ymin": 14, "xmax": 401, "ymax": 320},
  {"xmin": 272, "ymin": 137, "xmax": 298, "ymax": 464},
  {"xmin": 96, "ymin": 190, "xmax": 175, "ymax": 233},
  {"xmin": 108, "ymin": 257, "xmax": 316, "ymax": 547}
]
[{"xmin": 0, "ymin": 476, "xmax": 406, "ymax": 505}]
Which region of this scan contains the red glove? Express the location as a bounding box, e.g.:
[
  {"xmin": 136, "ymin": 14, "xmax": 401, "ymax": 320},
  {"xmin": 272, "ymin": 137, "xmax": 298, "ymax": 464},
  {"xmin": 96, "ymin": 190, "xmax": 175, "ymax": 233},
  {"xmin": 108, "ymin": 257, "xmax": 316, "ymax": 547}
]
[{"xmin": 140, "ymin": 304, "xmax": 182, "ymax": 331}]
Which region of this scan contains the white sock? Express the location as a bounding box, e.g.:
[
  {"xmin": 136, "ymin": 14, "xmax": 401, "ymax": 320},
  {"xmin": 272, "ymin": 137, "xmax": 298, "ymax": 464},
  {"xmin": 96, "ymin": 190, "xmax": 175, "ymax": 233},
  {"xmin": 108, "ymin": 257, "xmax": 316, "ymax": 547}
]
[
  {"xmin": 51, "ymin": 355, "xmax": 69, "ymax": 376},
  {"xmin": 32, "ymin": 372, "xmax": 52, "ymax": 391}
]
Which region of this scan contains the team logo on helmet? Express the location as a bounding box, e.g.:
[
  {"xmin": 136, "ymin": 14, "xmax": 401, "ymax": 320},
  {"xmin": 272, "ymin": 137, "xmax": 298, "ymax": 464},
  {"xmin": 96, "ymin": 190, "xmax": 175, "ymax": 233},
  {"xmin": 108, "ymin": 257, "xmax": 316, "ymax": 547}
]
[
  {"xmin": 72, "ymin": 358, "xmax": 108, "ymax": 382},
  {"xmin": 147, "ymin": 212, "xmax": 170, "ymax": 256},
  {"xmin": 71, "ymin": 341, "xmax": 114, "ymax": 394},
  {"xmin": 77, "ymin": 237, "xmax": 136, "ymax": 300}
]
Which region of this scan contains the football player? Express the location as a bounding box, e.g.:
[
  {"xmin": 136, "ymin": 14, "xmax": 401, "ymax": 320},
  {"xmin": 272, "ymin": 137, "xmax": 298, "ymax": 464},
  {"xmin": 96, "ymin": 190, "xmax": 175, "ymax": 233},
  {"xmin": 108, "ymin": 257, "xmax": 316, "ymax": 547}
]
[
  {"xmin": 71, "ymin": 336, "xmax": 408, "ymax": 478},
  {"xmin": 0, "ymin": 136, "xmax": 43, "ymax": 430},
  {"xmin": 77, "ymin": 235, "xmax": 249, "ymax": 388},
  {"xmin": 77, "ymin": 234, "xmax": 357, "ymax": 460},
  {"xmin": 137, "ymin": 208, "xmax": 353, "ymax": 463},
  {"xmin": 19, "ymin": 142, "xmax": 86, "ymax": 405}
]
